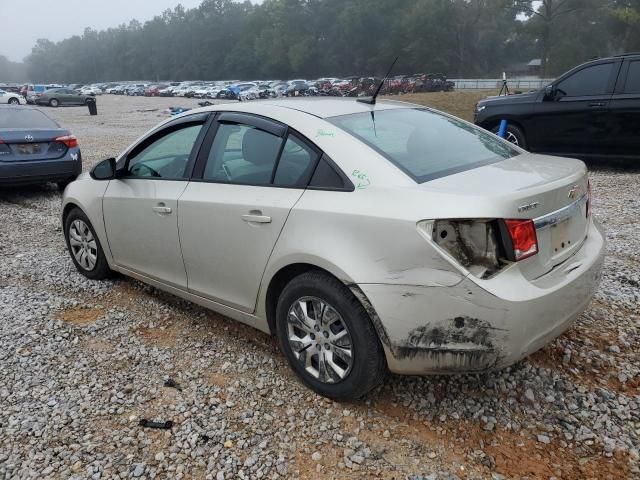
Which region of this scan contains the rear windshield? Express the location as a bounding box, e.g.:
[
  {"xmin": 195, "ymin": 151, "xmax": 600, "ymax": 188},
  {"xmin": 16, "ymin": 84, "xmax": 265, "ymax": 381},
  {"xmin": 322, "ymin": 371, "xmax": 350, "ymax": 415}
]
[
  {"xmin": 0, "ymin": 108, "xmax": 58, "ymax": 129},
  {"xmin": 328, "ymin": 108, "xmax": 519, "ymax": 183}
]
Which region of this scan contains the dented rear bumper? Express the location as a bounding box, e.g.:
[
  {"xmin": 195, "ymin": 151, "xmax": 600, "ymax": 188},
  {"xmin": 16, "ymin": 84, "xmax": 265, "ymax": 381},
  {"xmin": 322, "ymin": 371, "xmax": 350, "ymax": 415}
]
[{"xmin": 355, "ymin": 219, "xmax": 605, "ymax": 375}]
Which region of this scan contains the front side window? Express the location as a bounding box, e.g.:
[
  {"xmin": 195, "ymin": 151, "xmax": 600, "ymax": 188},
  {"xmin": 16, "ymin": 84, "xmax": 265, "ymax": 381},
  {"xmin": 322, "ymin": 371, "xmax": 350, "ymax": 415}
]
[
  {"xmin": 556, "ymin": 63, "xmax": 615, "ymax": 97},
  {"xmin": 126, "ymin": 123, "xmax": 203, "ymax": 179},
  {"xmin": 203, "ymin": 123, "xmax": 283, "ymax": 185},
  {"xmin": 329, "ymin": 108, "xmax": 518, "ymax": 183}
]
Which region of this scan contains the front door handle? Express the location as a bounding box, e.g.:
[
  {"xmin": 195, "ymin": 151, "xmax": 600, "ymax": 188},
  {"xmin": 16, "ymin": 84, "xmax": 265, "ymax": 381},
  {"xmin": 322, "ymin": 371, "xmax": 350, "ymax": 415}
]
[
  {"xmin": 242, "ymin": 213, "xmax": 272, "ymax": 224},
  {"xmin": 152, "ymin": 204, "xmax": 172, "ymax": 214},
  {"xmin": 588, "ymin": 102, "xmax": 605, "ymax": 107}
]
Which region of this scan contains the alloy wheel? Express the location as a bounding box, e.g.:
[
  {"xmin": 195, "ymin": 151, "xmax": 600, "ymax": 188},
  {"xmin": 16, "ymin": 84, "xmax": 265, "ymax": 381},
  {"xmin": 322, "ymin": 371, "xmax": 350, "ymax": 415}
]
[
  {"xmin": 68, "ymin": 219, "xmax": 98, "ymax": 271},
  {"xmin": 286, "ymin": 296, "xmax": 353, "ymax": 383},
  {"xmin": 504, "ymin": 131, "xmax": 519, "ymax": 145}
]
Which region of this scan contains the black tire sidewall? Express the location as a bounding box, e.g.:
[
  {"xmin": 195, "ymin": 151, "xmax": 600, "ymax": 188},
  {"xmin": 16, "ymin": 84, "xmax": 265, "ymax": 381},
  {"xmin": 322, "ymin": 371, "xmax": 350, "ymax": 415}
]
[
  {"xmin": 64, "ymin": 208, "xmax": 111, "ymax": 280},
  {"xmin": 275, "ymin": 272, "xmax": 385, "ymax": 400},
  {"xmin": 50, "ymin": 98, "xmax": 59, "ymax": 107},
  {"xmin": 9, "ymin": 98, "xmax": 19, "ymax": 104}
]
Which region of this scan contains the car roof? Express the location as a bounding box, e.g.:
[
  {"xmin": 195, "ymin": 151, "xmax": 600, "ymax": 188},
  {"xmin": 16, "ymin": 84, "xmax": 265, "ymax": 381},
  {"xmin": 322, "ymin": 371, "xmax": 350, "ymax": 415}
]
[{"xmin": 249, "ymin": 98, "xmax": 414, "ymax": 118}]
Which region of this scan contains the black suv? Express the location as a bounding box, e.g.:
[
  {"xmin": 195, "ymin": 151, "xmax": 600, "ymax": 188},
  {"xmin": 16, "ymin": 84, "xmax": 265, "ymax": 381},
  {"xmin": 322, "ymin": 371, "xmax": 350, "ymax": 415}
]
[{"xmin": 474, "ymin": 53, "xmax": 640, "ymax": 161}]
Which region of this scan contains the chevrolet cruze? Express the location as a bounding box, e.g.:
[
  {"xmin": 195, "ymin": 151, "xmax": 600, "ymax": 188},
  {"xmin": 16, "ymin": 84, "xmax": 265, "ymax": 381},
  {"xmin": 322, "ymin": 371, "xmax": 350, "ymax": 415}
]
[{"xmin": 62, "ymin": 99, "xmax": 605, "ymax": 399}]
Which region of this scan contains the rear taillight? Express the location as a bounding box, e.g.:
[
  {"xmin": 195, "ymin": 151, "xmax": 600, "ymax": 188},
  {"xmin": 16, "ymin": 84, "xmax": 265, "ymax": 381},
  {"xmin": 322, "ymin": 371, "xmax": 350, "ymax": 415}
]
[
  {"xmin": 504, "ymin": 219, "xmax": 538, "ymax": 261},
  {"xmin": 54, "ymin": 135, "xmax": 78, "ymax": 148},
  {"xmin": 586, "ymin": 180, "xmax": 591, "ymax": 218},
  {"xmin": 420, "ymin": 217, "xmax": 539, "ymax": 279}
]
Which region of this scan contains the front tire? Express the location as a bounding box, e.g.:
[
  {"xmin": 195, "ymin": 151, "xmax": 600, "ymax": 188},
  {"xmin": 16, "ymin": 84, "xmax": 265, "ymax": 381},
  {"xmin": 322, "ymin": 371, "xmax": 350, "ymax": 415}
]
[
  {"xmin": 64, "ymin": 207, "xmax": 111, "ymax": 280},
  {"xmin": 275, "ymin": 271, "xmax": 386, "ymax": 400},
  {"xmin": 49, "ymin": 98, "xmax": 59, "ymax": 107},
  {"xmin": 8, "ymin": 97, "xmax": 19, "ymax": 105},
  {"xmin": 492, "ymin": 123, "xmax": 527, "ymax": 149}
]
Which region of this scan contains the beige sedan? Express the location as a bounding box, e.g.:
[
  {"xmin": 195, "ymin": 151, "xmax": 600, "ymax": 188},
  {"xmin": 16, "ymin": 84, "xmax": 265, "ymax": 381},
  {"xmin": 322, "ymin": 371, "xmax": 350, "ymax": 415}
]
[{"xmin": 62, "ymin": 99, "xmax": 605, "ymax": 399}]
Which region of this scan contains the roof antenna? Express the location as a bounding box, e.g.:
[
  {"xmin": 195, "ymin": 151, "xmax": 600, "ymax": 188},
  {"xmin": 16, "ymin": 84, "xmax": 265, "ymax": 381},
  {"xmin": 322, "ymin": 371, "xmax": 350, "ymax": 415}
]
[{"xmin": 358, "ymin": 56, "xmax": 399, "ymax": 105}]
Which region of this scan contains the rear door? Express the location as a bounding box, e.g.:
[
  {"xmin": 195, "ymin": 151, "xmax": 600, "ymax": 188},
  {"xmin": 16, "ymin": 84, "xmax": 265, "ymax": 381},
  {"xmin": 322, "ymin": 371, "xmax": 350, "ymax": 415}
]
[
  {"xmin": 102, "ymin": 113, "xmax": 209, "ymax": 288},
  {"xmin": 607, "ymin": 57, "xmax": 640, "ymax": 159},
  {"xmin": 178, "ymin": 112, "xmax": 320, "ymax": 312},
  {"xmin": 529, "ymin": 60, "xmax": 620, "ymax": 156}
]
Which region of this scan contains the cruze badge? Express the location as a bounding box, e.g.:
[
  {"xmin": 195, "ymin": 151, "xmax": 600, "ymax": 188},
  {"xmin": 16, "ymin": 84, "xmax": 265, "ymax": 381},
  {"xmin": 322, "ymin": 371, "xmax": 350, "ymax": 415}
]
[
  {"xmin": 568, "ymin": 185, "xmax": 581, "ymax": 199},
  {"xmin": 24, "ymin": 135, "xmax": 34, "ymax": 142},
  {"xmin": 518, "ymin": 201, "xmax": 540, "ymax": 213}
]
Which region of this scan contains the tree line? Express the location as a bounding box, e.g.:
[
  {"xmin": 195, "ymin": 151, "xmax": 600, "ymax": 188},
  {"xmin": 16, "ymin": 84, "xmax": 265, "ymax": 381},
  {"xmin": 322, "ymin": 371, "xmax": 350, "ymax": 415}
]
[{"xmin": 13, "ymin": 0, "xmax": 640, "ymax": 84}]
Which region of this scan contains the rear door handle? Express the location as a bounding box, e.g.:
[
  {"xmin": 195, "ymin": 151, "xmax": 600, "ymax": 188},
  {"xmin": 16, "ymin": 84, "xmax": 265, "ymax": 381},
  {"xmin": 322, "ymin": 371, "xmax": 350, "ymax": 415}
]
[
  {"xmin": 152, "ymin": 204, "xmax": 172, "ymax": 214},
  {"xmin": 242, "ymin": 213, "xmax": 272, "ymax": 224},
  {"xmin": 588, "ymin": 102, "xmax": 605, "ymax": 107}
]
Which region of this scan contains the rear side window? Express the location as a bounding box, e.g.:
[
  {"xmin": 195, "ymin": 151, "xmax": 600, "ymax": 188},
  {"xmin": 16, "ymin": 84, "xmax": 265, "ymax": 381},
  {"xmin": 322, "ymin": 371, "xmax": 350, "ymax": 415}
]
[
  {"xmin": 309, "ymin": 156, "xmax": 348, "ymax": 190},
  {"xmin": 329, "ymin": 108, "xmax": 518, "ymax": 183},
  {"xmin": 556, "ymin": 63, "xmax": 615, "ymax": 97},
  {"xmin": 0, "ymin": 108, "xmax": 58, "ymax": 128},
  {"xmin": 624, "ymin": 61, "xmax": 640, "ymax": 94},
  {"xmin": 203, "ymin": 123, "xmax": 283, "ymax": 185},
  {"xmin": 273, "ymin": 135, "xmax": 318, "ymax": 187}
]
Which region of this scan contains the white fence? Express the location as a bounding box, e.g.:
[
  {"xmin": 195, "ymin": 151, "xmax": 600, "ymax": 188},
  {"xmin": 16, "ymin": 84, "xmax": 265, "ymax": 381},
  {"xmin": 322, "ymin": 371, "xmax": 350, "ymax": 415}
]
[{"xmin": 451, "ymin": 78, "xmax": 554, "ymax": 90}]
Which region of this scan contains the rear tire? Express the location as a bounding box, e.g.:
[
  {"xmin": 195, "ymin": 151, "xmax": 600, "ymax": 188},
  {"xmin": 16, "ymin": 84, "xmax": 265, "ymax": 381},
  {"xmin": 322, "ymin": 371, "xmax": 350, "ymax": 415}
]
[
  {"xmin": 491, "ymin": 123, "xmax": 527, "ymax": 149},
  {"xmin": 275, "ymin": 271, "xmax": 386, "ymax": 400},
  {"xmin": 49, "ymin": 98, "xmax": 59, "ymax": 108},
  {"xmin": 64, "ymin": 207, "xmax": 112, "ymax": 280}
]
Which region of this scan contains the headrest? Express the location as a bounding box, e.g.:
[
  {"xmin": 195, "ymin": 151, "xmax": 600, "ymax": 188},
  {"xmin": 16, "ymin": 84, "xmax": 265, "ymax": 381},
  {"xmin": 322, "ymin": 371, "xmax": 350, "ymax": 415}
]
[{"xmin": 242, "ymin": 128, "xmax": 281, "ymax": 166}]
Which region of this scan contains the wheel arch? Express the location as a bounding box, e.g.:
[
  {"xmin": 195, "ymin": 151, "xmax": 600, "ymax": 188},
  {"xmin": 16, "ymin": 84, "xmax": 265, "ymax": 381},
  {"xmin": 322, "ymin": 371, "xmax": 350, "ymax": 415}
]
[{"xmin": 262, "ymin": 262, "xmax": 391, "ymax": 353}]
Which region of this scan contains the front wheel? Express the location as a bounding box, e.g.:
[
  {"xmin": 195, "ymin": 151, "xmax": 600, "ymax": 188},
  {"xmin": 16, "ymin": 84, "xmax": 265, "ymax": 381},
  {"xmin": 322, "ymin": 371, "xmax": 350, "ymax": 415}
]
[
  {"xmin": 49, "ymin": 98, "xmax": 59, "ymax": 107},
  {"xmin": 8, "ymin": 97, "xmax": 19, "ymax": 105},
  {"xmin": 64, "ymin": 208, "xmax": 112, "ymax": 280},
  {"xmin": 492, "ymin": 123, "xmax": 527, "ymax": 149},
  {"xmin": 275, "ymin": 271, "xmax": 386, "ymax": 400}
]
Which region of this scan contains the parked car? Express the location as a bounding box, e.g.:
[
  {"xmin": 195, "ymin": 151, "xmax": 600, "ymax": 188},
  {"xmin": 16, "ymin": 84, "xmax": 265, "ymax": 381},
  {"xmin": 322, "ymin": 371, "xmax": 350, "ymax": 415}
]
[
  {"xmin": 0, "ymin": 89, "xmax": 26, "ymax": 105},
  {"xmin": 35, "ymin": 88, "xmax": 91, "ymax": 107},
  {"xmin": 25, "ymin": 84, "xmax": 48, "ymax": 104},
  {"xmin": 79, "ymin": 86, "xmax": 102, "ymax": 96},
  {"xmin": 61, "ymin": 98, "xmax": 604, "ymax": 400},
  {"xmin": 0, "ymin": 105, "xmax": 81, "ymax": 188},
  {"xmin": 474, "ymin": 53, "xmax": 640, "ymax": 161}
]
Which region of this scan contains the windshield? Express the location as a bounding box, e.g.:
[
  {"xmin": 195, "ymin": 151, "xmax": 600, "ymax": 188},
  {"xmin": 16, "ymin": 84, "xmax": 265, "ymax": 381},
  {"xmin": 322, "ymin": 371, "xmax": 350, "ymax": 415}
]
[
  {"xmin": 328, "ymin": 108, "xmax": 519, "ymax": 183},
  {"xmin": 0, "ymin": 108, "xmax": 58, "ymax": 129}
]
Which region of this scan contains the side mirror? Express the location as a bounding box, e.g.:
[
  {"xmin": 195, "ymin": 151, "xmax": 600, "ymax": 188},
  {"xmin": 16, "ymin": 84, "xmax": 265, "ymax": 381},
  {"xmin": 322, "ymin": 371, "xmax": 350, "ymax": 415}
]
[
  {"xmin": 90, "ymin": 157, "xmax": 116, "ymax": 180},
  {"xmin": 544, "ymin": 85, "xmax": 556, "ymax": 100}
]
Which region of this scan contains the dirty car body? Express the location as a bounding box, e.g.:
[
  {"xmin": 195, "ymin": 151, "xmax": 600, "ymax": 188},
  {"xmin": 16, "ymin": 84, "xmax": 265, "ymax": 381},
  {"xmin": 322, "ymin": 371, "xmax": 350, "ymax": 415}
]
[{"xmin": 61, "ymin": 98, "xmax": 604, "ymax": 399}]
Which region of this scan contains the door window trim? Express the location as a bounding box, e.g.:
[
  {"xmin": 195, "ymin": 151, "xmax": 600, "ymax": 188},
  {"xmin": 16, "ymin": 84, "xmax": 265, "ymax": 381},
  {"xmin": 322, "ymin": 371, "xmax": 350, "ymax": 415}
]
[
  {"xmin": 118, "ymin": 113, "xmax": 212, "ymax": 181},
  {"xmin": 190, "ymin": 111, "xmax": 354, "ymax": 191}
]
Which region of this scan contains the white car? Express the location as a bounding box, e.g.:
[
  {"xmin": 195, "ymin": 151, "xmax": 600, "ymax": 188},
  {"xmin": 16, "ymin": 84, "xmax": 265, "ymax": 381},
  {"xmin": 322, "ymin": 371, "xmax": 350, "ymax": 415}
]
[
  {"xmin": 61, "ymin": 98, "xmax": 605, "ymax": 400},
  {"xmin": 80, "ymin": 86, "xmax": 102, "ymax": 96},
  {"xmin": 0, "ymin": 90, "xmax": 26, "ymax": 105}
]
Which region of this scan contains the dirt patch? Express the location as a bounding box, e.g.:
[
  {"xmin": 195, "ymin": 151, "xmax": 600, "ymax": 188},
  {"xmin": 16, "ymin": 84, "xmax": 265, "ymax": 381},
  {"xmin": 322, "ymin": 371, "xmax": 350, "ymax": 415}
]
[
  {"xmin": 135, "ymin": 323, "xmax": 182, "ymax": 347},
  {"xmin": 56, "ymin": 305, "xmax": 106, "ymax": 325}
]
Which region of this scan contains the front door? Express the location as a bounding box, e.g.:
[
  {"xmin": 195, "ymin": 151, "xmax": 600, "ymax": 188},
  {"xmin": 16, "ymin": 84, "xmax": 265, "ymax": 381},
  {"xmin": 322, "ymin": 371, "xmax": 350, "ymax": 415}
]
[
  {"xmin": 179, "ymin": 113, "xmax": 319, "ymax": 312},
  {"xmin": 103, "ymin": 118, "xmax": 207, "ymax": 288},
  {"xmin": 529, "ymin": 61, "xmax": 619, "ymax": 157}
]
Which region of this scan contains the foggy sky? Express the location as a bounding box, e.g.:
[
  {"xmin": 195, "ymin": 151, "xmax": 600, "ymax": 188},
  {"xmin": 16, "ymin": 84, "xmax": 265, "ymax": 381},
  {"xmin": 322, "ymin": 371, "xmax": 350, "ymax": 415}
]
[{"xmin": 0, "ymin": 0, "xmax": 259, "ymax": 62}]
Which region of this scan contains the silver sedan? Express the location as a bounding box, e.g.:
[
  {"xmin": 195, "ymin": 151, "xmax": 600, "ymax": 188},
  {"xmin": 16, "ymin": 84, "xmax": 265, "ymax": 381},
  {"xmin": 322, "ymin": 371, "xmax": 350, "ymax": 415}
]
[{"xmin": 62, "ymin": 99, "xmax": 605, "ymax": 399}]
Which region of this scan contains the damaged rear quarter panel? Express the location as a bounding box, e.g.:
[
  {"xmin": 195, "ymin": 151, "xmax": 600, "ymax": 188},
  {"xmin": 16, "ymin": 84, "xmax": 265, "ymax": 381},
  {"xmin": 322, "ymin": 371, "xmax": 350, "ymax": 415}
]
[{"xmin": 355, "ymin": 282, "xmax": 513, "ymax": 375}]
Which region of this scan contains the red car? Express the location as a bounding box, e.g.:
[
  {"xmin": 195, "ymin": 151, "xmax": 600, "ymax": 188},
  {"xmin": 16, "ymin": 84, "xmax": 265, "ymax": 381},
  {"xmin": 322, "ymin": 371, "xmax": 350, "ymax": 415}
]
[{"xmin": 144, "ymin": 85, "xmax": 167, "ymax": 97}]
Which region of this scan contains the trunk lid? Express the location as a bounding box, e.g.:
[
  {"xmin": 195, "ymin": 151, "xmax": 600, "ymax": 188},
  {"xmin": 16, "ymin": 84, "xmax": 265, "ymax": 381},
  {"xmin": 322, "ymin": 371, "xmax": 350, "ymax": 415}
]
[
  {"xmin": 0, "ymin": 128, "xmax": 70, "ymax": 161},
  {"xmin": 424, "ymin": 153, "xmax": 590, "ymax": 279}
]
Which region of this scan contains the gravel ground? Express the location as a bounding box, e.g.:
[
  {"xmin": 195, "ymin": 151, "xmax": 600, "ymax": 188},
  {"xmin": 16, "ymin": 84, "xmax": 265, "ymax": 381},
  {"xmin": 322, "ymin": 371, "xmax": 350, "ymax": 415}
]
[{"xmin": 0, "ymin": 94, "xmax": 638, "ymax": 479}]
